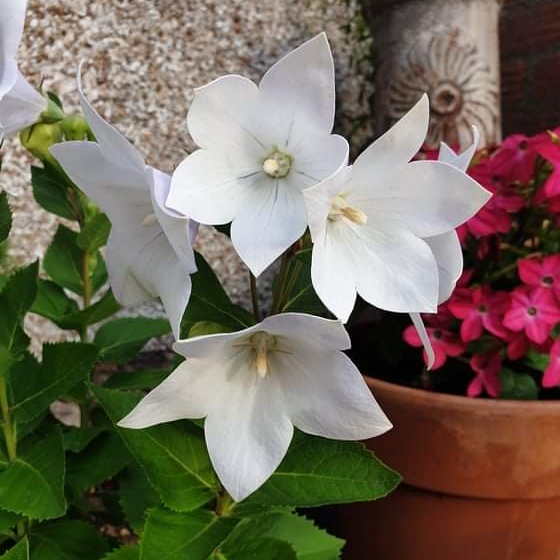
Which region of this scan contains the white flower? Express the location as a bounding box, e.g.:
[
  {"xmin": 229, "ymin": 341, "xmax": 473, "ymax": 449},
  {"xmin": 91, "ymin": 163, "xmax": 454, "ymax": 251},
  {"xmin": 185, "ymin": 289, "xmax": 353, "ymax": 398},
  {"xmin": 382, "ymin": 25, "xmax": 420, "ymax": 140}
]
[
  {"xmin": 303, "ymin": 95, "xmax": 491, "ymax": 325},
  {"xmin": 118, "ymin": 313, "xmax": 391, "ymax": 501},
  {"xmin": 50, "ymin": 68, "xmax": 197, "ymax": 338},
  {"xmin": 411, "ymin": 126, "xmax": 481, "ymax": 368},
  {"xmin": 0, "ymin": 0, "xmax": 46, "ymax": 135},
  {"xmin": 167, "ymin": 33, "xmax": 349, "ymax": 277}
]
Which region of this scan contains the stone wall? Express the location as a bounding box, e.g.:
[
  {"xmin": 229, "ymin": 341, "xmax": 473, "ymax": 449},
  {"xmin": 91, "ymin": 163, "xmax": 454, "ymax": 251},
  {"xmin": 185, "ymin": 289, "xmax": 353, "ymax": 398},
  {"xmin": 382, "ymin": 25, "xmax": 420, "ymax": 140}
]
[{"xmin": 1, "ymin": 0, "xmax": 374, "ymax": 347}]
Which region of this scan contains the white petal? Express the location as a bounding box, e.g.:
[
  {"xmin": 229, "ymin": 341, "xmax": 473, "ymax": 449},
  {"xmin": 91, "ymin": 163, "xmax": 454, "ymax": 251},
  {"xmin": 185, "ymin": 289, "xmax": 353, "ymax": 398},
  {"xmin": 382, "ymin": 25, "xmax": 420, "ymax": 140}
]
[
  {"xmin": 409, "ymin": 312, "xmax": 435, "ymax": 370},
  {"xmin": 259, "ymin": 33, "xmax": 335, "ymax": 139},
  {"xmin": 205, "ymin": 370, "xmax": 293, "ymax": 502},
  {"xmin": 118, "ymin": 357, "xmax": 229, "ymax": 428},
  {"xmin": 167, "ymin": 148, "xmax": 261, "ymax": 224},
  {"xmin": 260, "ymin": 313, "xmax": 351, "ymax": 351},
  {"xmin": 277, "ymin": 348, "xmax": 391, "ymax": 440},
  {"xmin": 0, "ymin": 57, "xmax": 18, "ymax": 100},
  {"xmin": 350, "ymin": 94, "xmax": 429, "ymax": 196},
  {"xmin": 357, "ymin": 160, "xmax": 492, "ymax": 237},
  {"xmin": 303, "ymin": 166, "xmax": 352, "ymax": 242},
  {"xmin": 310, "ymin": 226, "xmax": 358, "ymax": 323},
  {"xmin": 0, "ymin": 72, "xmax": 45, "ymax": 134},
  {"xmin": 186, "ymin": 74, "xmax": 268, "ymax": 155},
  {"xmin": 0, "ymin": 0, "xmax": 27, "ymax": 60},
  {"xmin": 77, "ymin": 63, "xmax": 146, "ymax": 175},
  {"xmin": 230, "ymin": 177, "xmax": 307, "ymax": 276},
  {"xmin": 425, "ymin": 230, "xmax": 462, "ymax": 304},
  {"xmin": 438, "ymin": 125, "xmax": 480, "ymax": 172}
]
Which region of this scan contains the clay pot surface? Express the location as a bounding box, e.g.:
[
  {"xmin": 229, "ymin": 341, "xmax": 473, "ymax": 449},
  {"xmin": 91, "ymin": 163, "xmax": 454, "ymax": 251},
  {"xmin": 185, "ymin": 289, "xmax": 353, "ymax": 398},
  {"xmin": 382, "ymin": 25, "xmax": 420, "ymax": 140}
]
[{"xmin": 324, "ymin": 378, "xmax": 560, "ymax": 560}]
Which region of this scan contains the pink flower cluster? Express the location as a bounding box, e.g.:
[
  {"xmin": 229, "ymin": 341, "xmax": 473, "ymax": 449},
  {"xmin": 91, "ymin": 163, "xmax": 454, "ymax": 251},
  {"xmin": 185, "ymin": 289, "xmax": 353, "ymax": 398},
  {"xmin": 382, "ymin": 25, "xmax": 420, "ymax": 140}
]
[{"xmin": 404, "ymin": 128, "xmax": 560, "ymax": 398}]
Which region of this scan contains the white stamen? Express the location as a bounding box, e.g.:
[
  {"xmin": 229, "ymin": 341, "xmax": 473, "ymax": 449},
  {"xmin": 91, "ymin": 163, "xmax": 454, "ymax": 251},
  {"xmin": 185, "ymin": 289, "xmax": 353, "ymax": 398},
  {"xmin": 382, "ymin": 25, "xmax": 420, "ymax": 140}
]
[
  {"xmin": 328, "ymin": 194, "xmax": 368, "ymax": 225},
  {"xmin": 262, "ymin": 149, "xmax": 292, "ymax": 179}
]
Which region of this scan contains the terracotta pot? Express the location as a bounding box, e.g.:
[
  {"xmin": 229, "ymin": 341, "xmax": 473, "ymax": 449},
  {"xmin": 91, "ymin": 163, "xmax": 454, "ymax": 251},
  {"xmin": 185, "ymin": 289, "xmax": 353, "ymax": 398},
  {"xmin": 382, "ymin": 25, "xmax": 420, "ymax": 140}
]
[{"xmin": 327, "ymin": 377, "xmax": 560, "ymax": 560}]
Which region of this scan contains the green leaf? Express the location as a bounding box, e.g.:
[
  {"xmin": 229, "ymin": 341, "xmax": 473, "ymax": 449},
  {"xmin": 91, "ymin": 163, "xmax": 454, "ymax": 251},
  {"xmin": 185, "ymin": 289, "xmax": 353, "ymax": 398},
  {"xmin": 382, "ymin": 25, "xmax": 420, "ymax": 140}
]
[
  {"xmin": 94, "ymin": 318, "xmax": 171, "ymax": 363},
  {"xmin": 31, "ymin": 166, "xmax": 75, "ymax": 220},
  {"xmin": 0, "ymin": 192, "xmax": 12, "ymax": 243},
  {"xmin": 63, "ymin": 426, "xmax": 107, "ymax": 453},
  {"xmin": 525, "ymin": 350, "xmax": 549, "ymax": 372},
  {"xmin": 43, "ymin": 225, "xmax": 84, "ymax": 294},
  {"xmin": 232, "ymin": 512, "xmax": 344, "ymax": 560},
  {"xmin": 103, "ymin": 368, "xmax": 170, "ymax": 391},
  {"xmin": 92, "ymin": 386, "xmax": 220, "ymax": 511},
  {"xmin": 141, "ymin": 507, "xmax": 238, "ymax": 560},
  {"xmin": 77, "ymin": 213, "xmax": 111, "ymax": 252},
  {"xmin": 66, "ymin": 432, "xmax": 131, "ymax": 492},
  {"xmin": 58, "ymin": 289, "xmax": 120, "ymax": 330},
  {"xmin": 499, "ymin": 368, "xmax": 539, "ymax": 400},
  {"xmin": 0, "ymin": 428, "xmax": 66, "ymax": 520},
  {"xmin": 0, "ymin": 510, "xmax": 22, "ymax": 536},
  {"xmin": 103, "ymin": 547, "xmax": 139, "ymax": 560},
  {"xmin": 246, "ymin": 432, "xmax": 401, "ymax": 507},
  {"xmin": 181, "ymin": 252, "xmax": 255, "ymax": 337},
  {"xmin": 0, "ymin": 262, "xmax": 38, "ymax": 362},
  {"xmin": 1, "ymin": 537, "xmax": 29, "ymax": 560},
  {"xmin": 189, "ymin": 321, "xmax": 233, "ymax": 337},
  {"xmin": 212, "ymin": 538, "xmax": 296, "ymax": 560},
  {"xmin": 9, "ymin": 342, "xmax": 98, "ymax": 425},
  {"xmin": 29, "ymin": 520, "xmax": 108, "ymax": 560},
  {"xmin": 31, "ymin": 279, "xmax": 80, "ymax": 325},
  {"xmin": 118, "ymin": 463, "xmax": 161, "ymax": 536}
]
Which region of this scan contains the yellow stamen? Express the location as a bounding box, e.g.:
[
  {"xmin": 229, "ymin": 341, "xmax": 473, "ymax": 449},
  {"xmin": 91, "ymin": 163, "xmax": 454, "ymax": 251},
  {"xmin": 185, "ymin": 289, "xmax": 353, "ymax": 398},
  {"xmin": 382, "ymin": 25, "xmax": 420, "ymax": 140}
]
[{"xmin": 328, "ymin": 194, "xmax": 368, "ymax": 225}]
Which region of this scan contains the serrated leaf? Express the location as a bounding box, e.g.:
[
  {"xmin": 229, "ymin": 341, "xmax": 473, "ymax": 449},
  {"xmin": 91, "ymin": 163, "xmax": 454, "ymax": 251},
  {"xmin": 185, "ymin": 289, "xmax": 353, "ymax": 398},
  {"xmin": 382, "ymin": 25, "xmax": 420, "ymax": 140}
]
[
  {"xmin": 66, "ymin": 432, "xmax": 131, "ymax": 492},
  {"xmin": 94, "ymin": 318, "xmax": 170, "ymax": 363},
  {"xmin": 43, "ymin": 225, "xmax": 84, "ymax": 294},
  {"xmin": 1, "ymin": 537, "xmax": 29, "ymax": 559},
  {"xmin": 103, "ymin": 368, "xmax": 170, "ymax": 391},
  {"xmin": 77, "ymin": 213, "xmax": 111, "ymax": 252},
  {"xmin": 499, "ymin": 368, "xmax": 539, "ymax": 400},
  {"xmin": 29, "ymin": 520, "xmax": 108, "ymax": 560},
  {"xmin": 118, "ymin": 462, "xmax": 161, "ymax": 536},
  {"xmin": 9, "ymin": 342, "xmax": 98, "ymax": 425},
  {"xmin": 0, "ymin": 262, "xmax": 38, "ymax": 361},
  {"xmin": 31, "ymin": 279, "xmax": 80, "ymax": 325},
  {"xmin": 31, "ymin": 166, "xmax": 75, "ymax": 220},
  {"xmin": 181, "ymin": 252, "xmax": 255, "ymax": 337},
  {"xmin": 246, "ymin": 432, "xmax": 401, "ymax": 508},
  {"xmin": 231, "ymin": 512, "xmax": 344, "ymax": 560},
  {"xmin": 0, "ymin": 428, "xmax": 65, "ymax": 520},
  {"xmin": 92, "ymin": 387, "xmax": 219, "ymax": 511},
  {"xmin": 212, "ymin": 537, "xmax": 296, "ymax": 560},
  {"xmin": 0, "ymin": 192, "xmax": 12, "ymax": 243},
  {"xmin": 103, "ymin": 547, "xmax": 139, "ymax": 560},
  {"xmin": 141, "ymin": 507, "xmax": 238, "ymax": 560}
]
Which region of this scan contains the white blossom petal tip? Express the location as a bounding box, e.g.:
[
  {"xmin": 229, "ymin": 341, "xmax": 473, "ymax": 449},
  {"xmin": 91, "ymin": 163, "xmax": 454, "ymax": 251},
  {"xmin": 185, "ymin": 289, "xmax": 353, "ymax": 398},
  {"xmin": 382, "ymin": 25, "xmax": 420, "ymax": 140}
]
[{"xmin": 120, "ymin": 312, "xmax": 390, "ymax": 501}]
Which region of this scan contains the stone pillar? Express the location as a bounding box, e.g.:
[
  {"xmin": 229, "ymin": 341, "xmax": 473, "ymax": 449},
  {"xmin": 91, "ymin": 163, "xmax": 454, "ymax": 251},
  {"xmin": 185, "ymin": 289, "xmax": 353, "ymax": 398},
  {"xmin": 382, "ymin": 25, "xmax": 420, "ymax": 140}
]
[{"xmin": 364, "ymin": 0, "xmax": 503, "ymax": 149}]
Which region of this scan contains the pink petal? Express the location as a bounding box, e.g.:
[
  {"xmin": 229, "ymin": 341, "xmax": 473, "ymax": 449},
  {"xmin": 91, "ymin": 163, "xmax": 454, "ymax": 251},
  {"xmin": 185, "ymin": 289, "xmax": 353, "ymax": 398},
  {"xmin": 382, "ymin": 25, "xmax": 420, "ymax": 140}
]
[{"xmin": 518, "ymin": 258, "xmax": 544, "ymax": 286}]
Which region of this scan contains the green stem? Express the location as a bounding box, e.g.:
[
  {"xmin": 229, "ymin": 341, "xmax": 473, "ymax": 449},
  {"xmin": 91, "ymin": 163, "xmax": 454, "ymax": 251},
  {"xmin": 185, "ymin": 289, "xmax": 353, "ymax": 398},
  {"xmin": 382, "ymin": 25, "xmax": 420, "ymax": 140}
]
[
  {"xmin": 215, "ymin": 491, "xmax": 235, "ymax": 517},
  {"xmin": 249, "ymin": 273, "xmax": 261, "ymax": 321},
  {"xmin": 271, "ymin": 252, "xmax": 290, "ymax": 314},
  {"xmin": 79, "ymin": 251, "xmax": 92, "ymax": 343}
]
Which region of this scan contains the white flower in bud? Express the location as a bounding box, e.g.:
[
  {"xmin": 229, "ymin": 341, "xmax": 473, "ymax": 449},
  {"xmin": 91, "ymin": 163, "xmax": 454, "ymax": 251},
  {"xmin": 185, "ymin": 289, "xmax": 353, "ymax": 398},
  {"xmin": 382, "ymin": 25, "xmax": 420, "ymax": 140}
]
[
  {"xmin": 118, "ymin": 313, "xmax": 391, "ymax": 501},
  {"xmin": 0, "ymin": 0, "xmax": 47, "ymax": 136},
  {"xmin": 50, "ymin": 66, "xmax": 197, "ymax": 338},
  {"xmin": 168, "ymin": 33, "xmax": 349, "ymax": 277},
  {"xmin": 304, "ymin": 96, "xmax": 491, "ymax": 326}
]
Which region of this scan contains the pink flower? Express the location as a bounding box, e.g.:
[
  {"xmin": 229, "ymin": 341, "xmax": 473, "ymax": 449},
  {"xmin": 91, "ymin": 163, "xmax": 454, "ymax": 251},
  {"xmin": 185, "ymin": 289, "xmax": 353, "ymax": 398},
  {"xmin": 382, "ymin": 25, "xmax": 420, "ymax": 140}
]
[
  {"xmin": 518, "ymin": 255, "xmax": 560, "ymax": 300},
  {"xmin": 504, "ymin": 330, "xmax": 530, "ymax": 360},
  {"xmin": 543, "ymin": 339, "xmax": 560, "ymax": 388},
  {"xmin": 488, "ymin": 134, "xmax": 537, "ymax": 184},
  {"xmin": 503, "ymin": 288, "xmax": 560, "ymax": 344},
  {"xmin": 448, "ymin": 287, "xmax": 510, "ymax": 342},
  {"xmin": 403, "ymin": 316, "xmax": 465, "ymax": 370},
  {"xmin": 533, "ymin": 129, "xmax": 560, "ymax": 197},
  {"xmin": 468, "ymin": 352, "xmax": 502, "ymax": 397}
]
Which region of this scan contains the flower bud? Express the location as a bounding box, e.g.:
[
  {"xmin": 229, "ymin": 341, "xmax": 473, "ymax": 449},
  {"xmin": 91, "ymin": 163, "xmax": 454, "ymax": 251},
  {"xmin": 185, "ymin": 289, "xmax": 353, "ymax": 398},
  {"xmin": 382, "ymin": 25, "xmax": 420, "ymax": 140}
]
[
  {"xmin": 20, "ymin": 122, "xmax": 63, "ymax": 162},
  {"xmin": 62, "ymin": 113, "xmax": 92, "ymax": 141},
  {"xmin": 40, "ymin": 97, "xmax": 65, "ymax": 123}
]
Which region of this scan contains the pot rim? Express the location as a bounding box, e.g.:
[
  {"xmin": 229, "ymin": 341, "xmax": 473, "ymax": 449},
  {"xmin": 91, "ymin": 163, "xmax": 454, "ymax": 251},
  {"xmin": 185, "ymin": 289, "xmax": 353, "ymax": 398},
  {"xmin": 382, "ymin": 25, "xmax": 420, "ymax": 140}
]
[{"xmin": 364, "ymin": 375, "xmax": 560, "ymax": 414}]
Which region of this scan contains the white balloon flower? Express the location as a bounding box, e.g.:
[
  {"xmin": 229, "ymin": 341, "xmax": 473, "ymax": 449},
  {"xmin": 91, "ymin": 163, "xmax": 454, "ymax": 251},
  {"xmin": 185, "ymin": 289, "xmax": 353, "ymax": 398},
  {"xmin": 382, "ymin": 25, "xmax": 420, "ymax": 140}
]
[
  {"xmin": 118, "ymin": 313, "xmax": 391, "ymax": 502},
  {"xmin": 50, "ymin": 69, "xmax": 197, "ymax": 338},
  {"xmin": 303, "ymin": 95, "xmax": 491, "ymax": 325},
  {"xmin": 410, "ymin": 126, "xmax": 481, "ymax": 368},
  {"xmin": 0, "ymin": 0, "xmax": 47, "ymax": 135},
  {"xmin": 167, "ymin": 33, "xmax": 349, "ymax": 277}
]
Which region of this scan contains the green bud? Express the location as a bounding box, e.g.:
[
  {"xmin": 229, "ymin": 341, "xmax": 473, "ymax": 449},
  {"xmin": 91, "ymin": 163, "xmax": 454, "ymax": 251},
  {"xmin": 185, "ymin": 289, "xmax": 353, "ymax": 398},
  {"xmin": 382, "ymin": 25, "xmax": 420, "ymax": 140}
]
[
  {"xmin": 20, "ymin": 122, "xmax": 64, "ymax": 162},
  {"xmin": 62, "ymin": 113, "xmax": 91, "ymax": 141},
  {"xmin": 81, "ymin": 198, "xmax": 100, "ymax": 222},
  {"xmin": 40, "ymin": 97, "xmax": 65, "ymax": 123}
]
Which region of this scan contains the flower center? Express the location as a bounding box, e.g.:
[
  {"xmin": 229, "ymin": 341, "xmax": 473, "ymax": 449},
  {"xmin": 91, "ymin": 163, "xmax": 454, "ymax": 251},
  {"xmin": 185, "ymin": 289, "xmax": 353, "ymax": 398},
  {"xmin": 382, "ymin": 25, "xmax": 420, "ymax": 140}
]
[
  {"xmin": 262, "ymin": 149, "xmax": 292, "ymax": 179},
  {"xmin": 328, "ymin": 194, "xmax": 368, "ymax": 226},
  {"xmin": 527, "ymin": 306, "xmax": 538, "ymax": 316},
  {"xmin": 232, "ymin": 331, "xmax": 285, "ymax": 378},
  {"xmin": 543, "ymin": 276, "xmax": 554, "ymax": 286}
]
